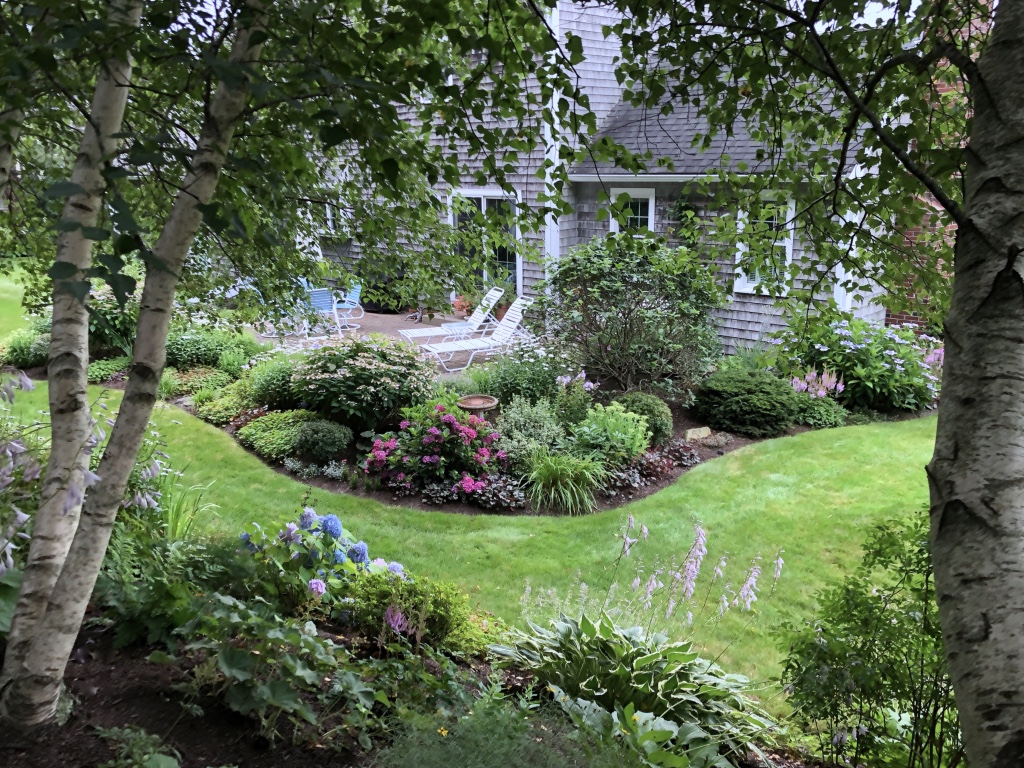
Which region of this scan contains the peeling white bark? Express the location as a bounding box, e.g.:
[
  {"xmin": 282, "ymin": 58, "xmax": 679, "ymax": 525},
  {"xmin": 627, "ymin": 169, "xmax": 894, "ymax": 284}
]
[
  {"xmin": 928, "ymin": 4, "xmax": 1024, "ymax": 766},
  {"xmin": 0, "ymin": 3, "xmax": 266, "ymax": 729},
  {"xmin": 0, "ymin": 0, "xmax": 142, "ymax": 728},
  {"xmin": 0, "ymin": 107, "xmax": 22, "ymax": 210}
]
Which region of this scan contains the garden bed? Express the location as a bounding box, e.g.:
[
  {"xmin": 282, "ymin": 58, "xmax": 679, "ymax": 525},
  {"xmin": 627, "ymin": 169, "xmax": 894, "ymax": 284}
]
[{"xmin": 0, "ymin": 622, "xmax": 813, "ymax": 768}]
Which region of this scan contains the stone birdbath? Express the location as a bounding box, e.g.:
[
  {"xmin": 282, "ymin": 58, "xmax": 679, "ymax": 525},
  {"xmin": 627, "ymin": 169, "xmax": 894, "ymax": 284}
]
[{"xmin": 456, "ymin": 394, "xmax": 499, "ymax": 421}]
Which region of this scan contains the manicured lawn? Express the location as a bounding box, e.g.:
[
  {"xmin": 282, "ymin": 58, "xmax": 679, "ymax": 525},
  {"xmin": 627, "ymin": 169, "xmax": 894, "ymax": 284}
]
[
  {"xmin": 7, "ymin": 383, "xmax": 937, "ymax": 692},
  {"xmin": 0, "ymin": 274, "xmax": 27, "ymax": 339}
]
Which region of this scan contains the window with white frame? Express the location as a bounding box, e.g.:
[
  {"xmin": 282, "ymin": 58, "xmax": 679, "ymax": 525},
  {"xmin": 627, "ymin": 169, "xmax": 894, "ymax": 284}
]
[
  {"xmin": 608, "ymin": 188, "xmax": 656, "ymax": 233},
  {"xmin": 733, "ymin": 198, "xmax": 795, "ymax": 295},
  {"xmin": 449, "ymin": 191, "xmax": 521, "ymax": 295}
]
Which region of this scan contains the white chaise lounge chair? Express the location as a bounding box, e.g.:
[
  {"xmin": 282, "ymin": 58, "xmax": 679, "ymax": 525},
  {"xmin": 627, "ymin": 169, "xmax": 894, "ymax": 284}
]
[
  {"xmin": 422, "ymin": 296, "xmax": 534, "ymax": 372},
  {"xmin": 399, "ymin": 287, "xmax": 505, "ymax": 344}
]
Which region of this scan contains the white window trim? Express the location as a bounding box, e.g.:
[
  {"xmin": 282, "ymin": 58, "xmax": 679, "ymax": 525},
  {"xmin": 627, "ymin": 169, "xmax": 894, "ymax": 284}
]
[
  {"xmin": 733, "ymin": 197, "xmax": 796, "ymax": 296},
  {"xmin": 447, "ymin": 188, "xmax": 523, "ymax": 296},
  {"xmin": 608, "ymin": 187, "xmax": 656, "ymax": 234}
]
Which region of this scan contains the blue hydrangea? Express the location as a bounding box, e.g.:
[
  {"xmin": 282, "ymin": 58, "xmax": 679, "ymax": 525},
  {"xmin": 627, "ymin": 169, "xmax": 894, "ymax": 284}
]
[
  {"xmin": 333, "ymin": 549, "xmax": 347, "ymax": 564},
  {"xmin": 348, "ymin": 541, "xmax": 369, "ymax": 564},
  {"xmin": 298, "ymin": 507, "xmax": 319, "ymax": 530},
  {"xmin": 388, "ymin": 561, "xmax": 405, "ymax": 575},
  {"xmin": 318, "ymin": 514, "xmax": 342, "ymax": 538}
]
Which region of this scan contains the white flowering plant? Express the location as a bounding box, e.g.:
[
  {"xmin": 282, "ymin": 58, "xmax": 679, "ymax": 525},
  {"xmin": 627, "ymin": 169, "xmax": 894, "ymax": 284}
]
[
  {"xmin": 772, "ymin": 314, "xmax": 941, "ymax": 412},
  {"xmin": 291, "ymin": 334, "xmax": 436, "ymax": 433}
]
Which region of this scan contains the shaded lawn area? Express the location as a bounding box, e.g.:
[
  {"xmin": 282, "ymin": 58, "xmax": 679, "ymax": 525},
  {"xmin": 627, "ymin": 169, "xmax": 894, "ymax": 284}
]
[
  {"xmin": 8, "ymin": 384, "xmax": 936, "ymax": 691},
  {"xmin": 0, "ymin": 274, "xmax": 26, "ymax": 339}
]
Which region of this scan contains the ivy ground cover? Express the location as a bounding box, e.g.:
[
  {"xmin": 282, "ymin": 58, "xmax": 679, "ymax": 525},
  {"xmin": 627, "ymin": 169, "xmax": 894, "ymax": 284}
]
[{"xmin": 8, "ymin": 384, "xmax": 935, "ymax": 689}]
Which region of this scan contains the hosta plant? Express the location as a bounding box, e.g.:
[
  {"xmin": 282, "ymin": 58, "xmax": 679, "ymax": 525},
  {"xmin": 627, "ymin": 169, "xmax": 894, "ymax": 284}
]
[{"xmin": 491, "ymin": 613, "xmax": 773, "ymax": 768}]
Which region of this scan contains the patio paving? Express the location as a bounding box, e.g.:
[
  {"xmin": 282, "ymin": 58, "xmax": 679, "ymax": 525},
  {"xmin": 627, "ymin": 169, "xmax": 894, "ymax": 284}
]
[{"xmin": 258, "ymin": 310, "xmax": 481, "ymax": 372}]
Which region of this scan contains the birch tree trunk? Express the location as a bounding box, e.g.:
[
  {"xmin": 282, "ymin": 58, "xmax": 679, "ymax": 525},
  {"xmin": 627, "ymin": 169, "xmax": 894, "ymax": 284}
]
[
  {"xmin": 0, "ymin": 107, "xmax": 22, "ymax": 209},
  {"xmin": 0, "ymin": 0, "xmax": 142, "ymax": 728},
  {"xmin": 927, "ymin": 3, "xmax": 1024, "ymax": 765},
  {"xmin": 0, "ymin": 7, "xmax": 267, "ymax": 729}
]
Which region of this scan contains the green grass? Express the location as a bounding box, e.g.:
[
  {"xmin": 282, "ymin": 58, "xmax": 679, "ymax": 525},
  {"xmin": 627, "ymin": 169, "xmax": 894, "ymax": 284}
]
[
  {"xmin": 0, "ymin": 274, "xmax": 27, "ymax": 339},
  {"xmin": 6, "ymin": 383, "xmax": 937, "ymax": 691}
]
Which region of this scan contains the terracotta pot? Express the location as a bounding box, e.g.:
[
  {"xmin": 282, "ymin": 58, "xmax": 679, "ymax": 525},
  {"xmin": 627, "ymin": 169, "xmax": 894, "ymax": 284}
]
[{"xmin": 494, "ymin": 302, "xmax": 511, "ymax": 321}]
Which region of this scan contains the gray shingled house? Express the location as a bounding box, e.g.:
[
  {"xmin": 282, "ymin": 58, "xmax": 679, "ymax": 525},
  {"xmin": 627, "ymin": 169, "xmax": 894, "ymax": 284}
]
[
  {"xmin": 429, "ymin": 2, "xmax": 886, "ymax": 353},
  {"xmin": 326, "ymin": 1, "xmax": 886, "ymax": 351}
]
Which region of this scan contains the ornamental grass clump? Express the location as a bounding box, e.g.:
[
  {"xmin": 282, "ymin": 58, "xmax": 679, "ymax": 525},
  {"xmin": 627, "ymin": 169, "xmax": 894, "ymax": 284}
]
[
  {"xmin": 363, "ymin": 401, "xmax": 507, "ymax": 504},
  {"xmin": 292, "ymin": 334, "xmax": 435, "ymax": 432},
  {"xmin": 522, "ymin": 448, "xmax": 607, "ymax": 516}
]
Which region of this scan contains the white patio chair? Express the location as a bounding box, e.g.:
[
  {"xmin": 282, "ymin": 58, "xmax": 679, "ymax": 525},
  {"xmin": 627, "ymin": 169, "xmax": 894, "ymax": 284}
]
[
  {"xmin": 399, "ymin": 286, "xmax": 504, "ymax": 344},
  {"xmin": 301, "ymin": 285, "xmax": 362, "ymax": 338},
  {"xmin": 422, "ymin": 296, "xmax": 534, "ymax": 372},
  {"xmin": 334, "ymin": 284, "xmax": 364, "ymax": 332}
]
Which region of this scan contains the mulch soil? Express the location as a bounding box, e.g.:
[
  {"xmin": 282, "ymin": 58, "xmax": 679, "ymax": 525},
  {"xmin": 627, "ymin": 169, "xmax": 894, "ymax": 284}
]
[
  {"xmin": 1, "ymin": 626, "xmax": 364, "ymax": 768},
  {"xmin": 0, "ymin": 624, "xmax": 820, "ymax": 768}
]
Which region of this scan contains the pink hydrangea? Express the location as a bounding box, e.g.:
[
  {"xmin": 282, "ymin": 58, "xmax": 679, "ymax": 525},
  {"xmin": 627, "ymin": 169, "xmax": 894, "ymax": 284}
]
[
  {"xmin": 455, "ymin": 475, "xmax": 486, "ymax": 494},
  {"xmin": 441, "ymin": 413, "xmax": 459, "ymax": 426},
  {"xmin": 422, "ymin": 455, "xmax": 440, "ymax": 464},
  {"xmin": 434, "ymin": 404, "xmax": 446, "ymax": 413},
  {"xmin": 399, "ymin": 420, "xmax": 410, "ymax": 430}
]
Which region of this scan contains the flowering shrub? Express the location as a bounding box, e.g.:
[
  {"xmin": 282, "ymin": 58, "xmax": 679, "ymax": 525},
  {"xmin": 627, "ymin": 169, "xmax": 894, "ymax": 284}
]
[
  {"xmin": 364, "ymin": 402, "xmax": 506, "ymax": 503},
  {"xmin": 773, "ymin": 316, "xmax": 939, "ymax": 411},
  {"xmin": 472, "ymin": 344, "xmax": 567, "ymax": 406},
  {"xmin": 553, "ymin": 370, "xmax": 596, "ymax": 427},
  {"xmin": 292, "ymin": 334, "xmax": 435, "ymax": 432},
  {"xmin": 238, "ymin": 505, "xmax": 400, "ymax": 614}
]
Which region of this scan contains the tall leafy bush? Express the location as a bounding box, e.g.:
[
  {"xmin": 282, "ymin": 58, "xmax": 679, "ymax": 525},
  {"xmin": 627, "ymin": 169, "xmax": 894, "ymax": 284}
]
[
  {"xmin": 534, "ymin": 234, "xmax": 722, "ymax": 392},
  {"xmin": 782, "ymin": 513, "xmax": 962, "ymax": 767}
]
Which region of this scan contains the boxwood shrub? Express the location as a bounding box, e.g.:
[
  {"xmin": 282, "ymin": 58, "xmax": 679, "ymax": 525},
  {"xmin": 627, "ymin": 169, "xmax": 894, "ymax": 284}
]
[
  {"xmin": 615, "ymin": 392, "xmax": 674, "ymax": 445},
  {"xmin": 236, "ymin": 409, "xmax": 318, "ymax": 461},
  {"xmin": 693, "ymin": 369, "xmax": 798, "ymax": 438},
  {"xmin": 294, "ymin": 419, "xmax": 353, "ymax": 464},
  {"xmin": 794, "ymin": 394, "xmax": 848, "ymax": 429}
]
